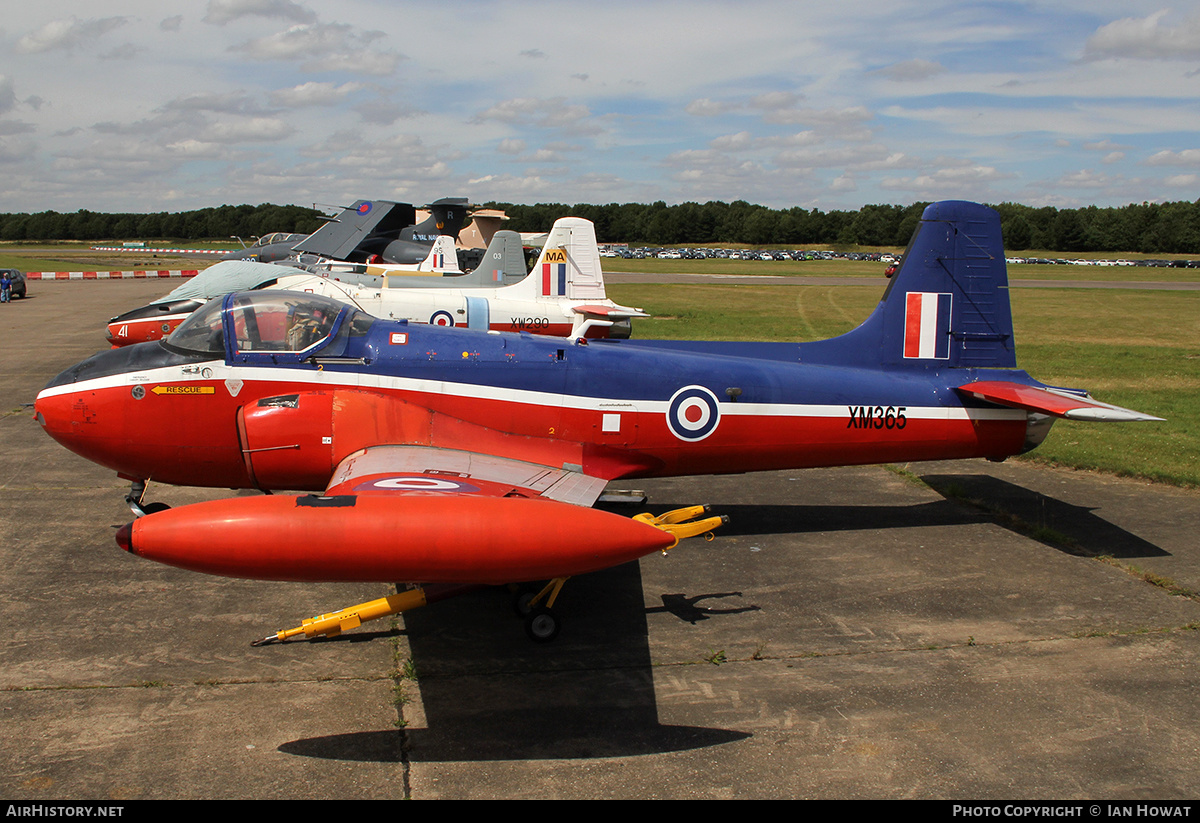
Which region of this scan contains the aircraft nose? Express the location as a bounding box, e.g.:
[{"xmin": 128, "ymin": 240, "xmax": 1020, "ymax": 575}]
[
  {"xmin": 34, "ymin": 371, "xmax": 112, "ymax": 455},
  {"xmin": 34, "ymin": 344, "xmax": 154, "ymax": 461}
]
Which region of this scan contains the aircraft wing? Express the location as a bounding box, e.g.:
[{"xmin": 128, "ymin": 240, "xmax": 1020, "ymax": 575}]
[
  {"xmin": 957, "ymin": 380, "xmax": 1163, "ymax": 422},
  {"xmin": 324, "ymin": 444, "xmax": 611, "ymax": 506},
  {"xmin": 245, "ymin": 444, "xmax": 717, "ymax": 644}
]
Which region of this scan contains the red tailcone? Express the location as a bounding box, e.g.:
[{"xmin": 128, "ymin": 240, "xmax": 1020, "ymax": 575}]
[{"xmin": 119, "ymin": 494, "xmax": 676, "ymax": 584}]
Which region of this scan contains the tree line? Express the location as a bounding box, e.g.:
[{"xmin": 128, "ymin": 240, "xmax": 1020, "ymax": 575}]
[
  {"xmin": 2, "ymin": 199, "xmax": 1199, "ymax": 254},
  {"xmin": 489, "ymin": 200, "xmax": 1200, "ymax": 254},
  {"xmin": 0, "ymin": 203, "xmax": 325, "ymax": 244}
]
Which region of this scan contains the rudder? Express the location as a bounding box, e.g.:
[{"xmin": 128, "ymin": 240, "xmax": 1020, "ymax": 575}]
[
  {"xmin": 530, "ymin": 218, "xmax": 606, "ymax": 300},
  {"xmin": 812, "ymin": 200, "xmax": 1016, "ymax": 370}
]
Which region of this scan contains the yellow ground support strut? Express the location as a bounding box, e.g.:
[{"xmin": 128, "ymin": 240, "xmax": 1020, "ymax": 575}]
[{"xmin": 252, "ymin": 504, "xmax": 727, "ymax": 645}]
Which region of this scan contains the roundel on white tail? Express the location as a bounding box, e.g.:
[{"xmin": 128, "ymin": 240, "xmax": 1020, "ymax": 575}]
[{"xmin": 666, "ymin": 385, "xmax": 721, "ymax": 441}]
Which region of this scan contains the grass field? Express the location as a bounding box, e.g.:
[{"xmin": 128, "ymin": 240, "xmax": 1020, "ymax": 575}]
[
  {"xmin": 0, "ymin": 242, "xmax": 232, "ymax": 272},
  {"xmin": 608, "ymin": 256, "xmax": 1200, "ymax": 283},
  {"xmin": 609, "ymin": 281, "xmax": 1200, "ymax": 488}
]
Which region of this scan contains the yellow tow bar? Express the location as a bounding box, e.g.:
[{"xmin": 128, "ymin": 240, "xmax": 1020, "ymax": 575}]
[
  {"xmin": 252, "ymin": 588, "xmax": 434, "ymax": 646},
  {"xmin": 634, "ymin": 504, "xmax": 728, "ymax": 549}
]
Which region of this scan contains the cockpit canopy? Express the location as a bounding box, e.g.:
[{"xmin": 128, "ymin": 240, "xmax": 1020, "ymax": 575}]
[{"xmin": 166, "ymin": 290, "xmax": 367, "ymax": 359}]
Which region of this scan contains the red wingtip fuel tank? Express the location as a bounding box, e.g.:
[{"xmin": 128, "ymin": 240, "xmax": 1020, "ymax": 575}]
[{"xmin": 117, "ymin": 494, "xmax": 678, "ymax": 584}]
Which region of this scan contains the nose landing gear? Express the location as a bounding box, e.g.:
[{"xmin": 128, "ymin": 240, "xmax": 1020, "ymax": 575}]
[{"xmin": 125, "ymin": 479, "xmax": 170, "ymax": 518}]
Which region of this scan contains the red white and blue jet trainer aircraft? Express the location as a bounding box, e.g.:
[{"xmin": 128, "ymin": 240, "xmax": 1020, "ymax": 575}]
[{"xmin": 34, "ymin": 201, "xmax": 1159, "ymax": 643}]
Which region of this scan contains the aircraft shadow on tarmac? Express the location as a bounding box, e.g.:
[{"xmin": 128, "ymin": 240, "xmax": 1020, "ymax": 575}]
[
  {"xmin": 280, "ymin": 498, "xmax": 977, "ymax": 763},
  {"xmin": 919, "ymin": 474, "xmax": 1168, "ymax": 558},
  {"xmin": 280, "ymin": 561, "xmax": 751, "ymax": 763},
  {"xmin": 277, "ymin": 481, "xmax": 1163, "ymax": 763}
]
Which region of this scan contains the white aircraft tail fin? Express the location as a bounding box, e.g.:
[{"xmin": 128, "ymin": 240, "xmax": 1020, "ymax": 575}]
[
  {"xmin": 416, "ymin": 235, "xmax": 463, "ymax": 274},
  {"xmin": 529, "ymin": 218, "xmax": 606, "ymax": 300}
]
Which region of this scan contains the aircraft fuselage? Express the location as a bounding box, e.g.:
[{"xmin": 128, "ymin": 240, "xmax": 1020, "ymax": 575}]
[{"xmin": 37, "ymin": 309, "xmax": 1033, "ymax": 494}]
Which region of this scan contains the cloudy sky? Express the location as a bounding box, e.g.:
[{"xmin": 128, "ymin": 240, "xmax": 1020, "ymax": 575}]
[{"xmin": 2, "ymin": 1, "xmax": 1199, "ymax": 214}]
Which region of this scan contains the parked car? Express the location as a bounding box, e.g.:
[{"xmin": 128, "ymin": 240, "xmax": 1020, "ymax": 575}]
[{"xmin": 0, "ymin": 268, "xmax": 26, "ymax": 299}]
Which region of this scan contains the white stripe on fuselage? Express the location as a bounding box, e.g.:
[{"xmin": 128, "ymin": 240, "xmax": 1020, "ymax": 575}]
[{"xmin": 37, "ymin": 359, "xmax": 1026, "ymax": 423}]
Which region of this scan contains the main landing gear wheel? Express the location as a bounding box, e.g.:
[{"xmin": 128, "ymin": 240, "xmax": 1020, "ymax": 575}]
[
  {"xmin": 514, "ymin": 577, "xmax": 568, "ymax": 641},
  {"xmin": 524, "ymin": 607, "xmax": 560, "ymax": 643}
]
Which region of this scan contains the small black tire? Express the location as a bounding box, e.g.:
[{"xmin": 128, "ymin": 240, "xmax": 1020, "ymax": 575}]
[{"xmin": 524, "ymin": 607, "xmax": 560, "ymax": 643}]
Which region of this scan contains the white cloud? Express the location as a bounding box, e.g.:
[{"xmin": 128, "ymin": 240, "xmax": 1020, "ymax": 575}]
[
  {"xmin": 1084, "ymin": 10, "xmax": 1200, "ymax": 60},
  {"xmin": 762, "ymin": 106, "xmax": 873, "ymax": 129},
  {"xmin": 882, "ymin": 102, "xmax": 1200, "ymax": 138},
  {"xmin": 1164, "ymin": 173, "xmax": 1199, "ymax": 186},
  {"xmin": 524, "ymin": 148, "xmax": 564, "ymax": 163},
  {"xmin": 165, "ymin": 91, "xmax": 267, "ymax": 115},
  {"xmin": 873, "ymin": 59, "xmax": 947, "ymax": 81},
  {"xmin": 475, "ymin": 97, "xmax": 602, "ymax": 136},
  {"xmin": 16, "ymin": 16, "xmax": 128, "ymax": 54},
  {"xmin": 197, "ymin": 117, "xmax": 294, "ymax": 143},
  {"xmin": 297, "ymin": 132, "xmax": 457, "ymax": 189},
  {"xmin": 709, "ymin": 131, "xmax": 755, "ymax": 151},
  {"xmin": 237, "ymin": 23, "xmax": 403, "ymax": 76},
  {"xmin": 880, "ymin": 164, "xmax": 1011, "ymax": 195},
  {"xmin": 269, "ymin": 81, "xmax": 361, "ymax": 107},
  {"xmin": 1083, "ymin": 139, "xmax": 1130, "ymax": 151},
  {"xmin": 203, "ymin": 0, "xmax": 317, "ymax": 26},
  {"xmin": 830, "ymin": 174, "xmax": 857, "ymax": 192},
  {"xmin": 0, "ymin": 138, "xmax": 38, "ymax": 164},
  {"xmin": 749, "ymin": 91, "xmax": 802, "ymax": 110},
  {"xmin": 685, "ymin": 98, "xmax": 739, "ymax": 117},
  {"xmin": 775, "ymin": 144, "xmax": 911, "ymax": 171},
  {"xmin": 353, "ymin": 98, "xmax": 423, "ymax": 126},
  {"xmin": 1054, "ymin": 169, "xmax": 1118, "ymax": 188},
  {"xmin": 1145, "ymin": 149, "xmax": 1200, "ymax": 166},
  {"xmin": 100, "ymin": 44, "xmax": 144, "ymax": 61},
  {"xmin": 0, "ymin": 121, "xmax": 35, "ymax": 136}
]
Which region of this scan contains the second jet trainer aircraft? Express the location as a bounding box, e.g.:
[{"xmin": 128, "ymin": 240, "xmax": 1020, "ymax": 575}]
[{"xmin": 273, "ymin": 218, "xmax": 648, "ymax": 339}]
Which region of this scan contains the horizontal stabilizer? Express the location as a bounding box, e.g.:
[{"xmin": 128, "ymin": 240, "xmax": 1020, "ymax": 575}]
[
  {"xmin": 957, "ymin": 381, "xmax": 1163, "ymax": 422},
  {"xmin": 572, "ymin": 303, "xmax": 649, "ymax": 319}
]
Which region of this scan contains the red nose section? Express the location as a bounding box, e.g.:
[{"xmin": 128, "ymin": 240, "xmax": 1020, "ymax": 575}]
[{"xmin": 33, "ymin": 391, "xmax": 78, "ymax": 448}]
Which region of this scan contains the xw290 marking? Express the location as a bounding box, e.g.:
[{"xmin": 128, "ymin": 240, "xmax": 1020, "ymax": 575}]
[{"xmin": 847, "ymin": 405, "xmax": 907, "ymax": 429}]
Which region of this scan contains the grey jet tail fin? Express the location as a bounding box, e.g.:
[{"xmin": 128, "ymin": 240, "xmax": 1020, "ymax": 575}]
[
  {"xmin": 401, "ymin": 197, "xmax": 472, "ymax": 244},
  {"xmin": 294, "ymin": 200, "xmax": 416, "ymax": 261}
]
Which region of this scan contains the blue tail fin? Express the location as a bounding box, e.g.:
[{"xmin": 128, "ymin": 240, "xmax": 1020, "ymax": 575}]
[{"xmin": 808, "ymin": 200, "xmax": 1015, "ymax": 370}]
